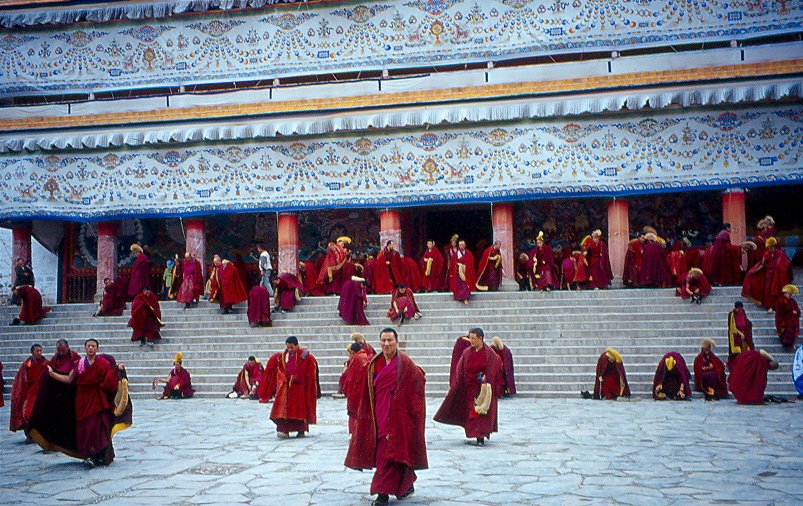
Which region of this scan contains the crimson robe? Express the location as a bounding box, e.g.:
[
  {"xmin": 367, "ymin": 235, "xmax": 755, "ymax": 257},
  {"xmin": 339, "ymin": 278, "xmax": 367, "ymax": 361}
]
[
  {"xmin": 448, "ymin": 336, "xmax": 471, "ymax": 388},
  {"xmin": 652, "ymin": 352, "xmax": 692, "ymax": 400},
  {"xmin": 775, "ymin": 297, "xmax": 800, "ymax": 347},
  {"xmin": 128, "ymin": 291, "xmax": 162, "ymax": 342},
  {"xmin": 258, "ymin": 352, "xmax": 282, "ymax": 403},
  {"xmin": 275, "ymin": 272, "xmax": 304, "ymax": 311},
  {"xmin": 493, "ymin": 345, "xmax": 516, "ymax": 396},
  {"xmin": 421, "ymin": 247, "xmax": 446, "ymax": 292},
  {"xmin": 317, "ymin": 243, "xmax": 348, "ymax": 295},
  {"xmin": 387, "ymin": 287, "xmax": 419, "ymax": 321},
  {"xmin": 742, "ymin": 248, "xmax": 792, "ymax": 309},
  {"xmin": 247, "ymin": 285, "xmax": 272, "ymax": 326},
  {"xmin": 533, "ymin": 244, "xmax": 557, "ymax": 290},
  {"xmin": 270, "ymin": 348, "xmax": 318, "ymax": 433},
  {"xmin": 476, "ymin": 247, "xmax": 503, "ymax": 292},
  {"xmin": 9, "ymin": 355, "xmax": 48, "ymax": 431},
  {"xmin": 622, "ymin": 238, "xmax": 644, "ymax": 286},
  {"xmin": 728, "ymin": 350, "xmax": 771, "ymax": 405},
  {"xmin": 675, "ymin": 271, "xmax": 712, "ymax": 299},
  {"xmin": 638, "ymin": 240, "xmax": 671, "ymax": 287},
  {"xmin": 163, "ymin": 367, "xmax": 194, "ymax": 398},
  {"xmin": 168, "ymin": 261, "xmax": 182, "ymax": 299},
  {"xmin": 233, "ymin": 361, "xmax": 264, "ymax": 396},
  {"xmin": 704, "ymin": 230, "xmax": 741, "ymax": 285},
  {"xmin": 445, "ymin": 245, "xmax": 459, "ymax": 293},
  {"xmin": 207, "ymin": 264, "xmax": 222, "ymax": 302},
  {"xmin": 127, "ymin": 253, "xmax": 152, "ymax": 299},
  {"xmin": 177, "ymin": 258, "xmax": 204, "ymax": 303},
  {"xmin": 75, "ymin": 355, "xmax": 119, "ymax": 462},
  {"xmin": 693, "ymin": 350, "xmax": 727, "ymax": 398},
  {"xmin": 593, "ymin": 353, "xmax": 630, "ymax": 399},
  {"xmin": 27, "ymin": 350, "xmax": 80, "ymax": 450},
  {"xmin": 298, "ymin": 260, "xmax": 323, "ymax": 296},
  {"xmin": 220, "ymin": 261, "xmax": 248, "ymax": 306},
  {"xmin": 339, "ymin": 278, "xmax": 369, "ymax": 325},
  {"xmin": 584, "ymin": 238, "xmax": 613, "ymax": 288},
  {"xmin": 16, "ymin": 285, "xmax": 50, "ymax": 324},
  {"xmin": 434, "ymin": 344, "xmax": 503, "ymax": 439},
  {"xmin": 727, "ymin": 309, "xmax": 754, "ymax": 366},
  {"xmin": 99, "ymin": 280, "xmax": 126, "ymax": 316},
  {"xmin": 666, "ymin": 243, "xmax": 687, "ymax": 286},
  {"xmin": 373, "ymin": 247, "xmax": 405, "ymax": 294},
  {"xmin": 344, "ymin": 348, "xmax": 372, "ymax": 434},
  {"xmin": 452, "ymin": 250, "xmax": 476, "ymax": 301}
]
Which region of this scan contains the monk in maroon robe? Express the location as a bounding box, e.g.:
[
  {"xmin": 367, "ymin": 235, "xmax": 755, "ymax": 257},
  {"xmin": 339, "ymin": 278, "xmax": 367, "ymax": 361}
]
[
  {"xmin": 154, "ymin": 353, "xmax": 194, "ymax": 399},
  {"xmin": 343, "ymin": 342, "xmax": 372, "ymax": 434},
  {"xmin": 584, "ymin": 348, "xmax": 630, "ymax": 400},
  {"xmin": 177, "ymin": 253, "xmax": 204, "ymax": 307},
  {"xmin": 652, "ymin": 352, "xmax": 692, "ymax": 400},
  {"xmin": 207, "ymin": 255, "xmax": 223, "ymax": 302},
  {"xmin": 11, "ymin": 285, "xmax": 50, "ymax": 325},
  {"xmin": 273, "ymin": 272, "xmax": 305, "ymax": 312},
  {"xmin": 230, "ymin": 356, "xmax": 263, "ymax": 399},
  {"xmin": 339, "ymin": 276, "xmax": 370, "ymax": 325},
  {"xmin": 448, "ymin": 336, "xmax": 472, "ymax": 388},
  {"xmin": 9, "ymin": 343, "xmax": 48, "ymax": 433},
  {"xmin": 728, "ymin": 301, "xmax": 754, "ymax": 367},
  {"xmin": 298, "ymin": 260, "xmax": 324, "ymax": 296},
  {"xmin": 476, "ymin": 241, "xmax": 503, "ymax": 292},
  {"xmin": 666, "ymin": 240, "xmax": 687, "ymax": 287},
  {"xmin": 622, "ymin": 234, "xmax": 645, "ymax": 287},
  {"xmin": 126, "ymin": 243, "xmax": 152, "ymax": 300},
  {"xmin": 95, "ymin": 278, "xmax": 126, "ymax": 316},
  {"xmin": 386, "ymin": 285, "xmax": 421, "ymax": 325},
  {"xmin": 638, "ymin": 232, "xmax": 671, "ymax": 288},
  {"xmin": 693, "ymin": 339, "xmax": 728, "ymax": 400},
  {"xmin": 517, "ymin": 253, "xmax": 533, "ymax": 291},
  {"xmin": 218, "ymin": 259, "xmax": 248, "ymax": 313},
  {"xmin": 258, "ymin": 352, "xmax": 281, "ymax": 403},
  {"xmin": 128, "ymin": 287, "xmax": 162, "ymax": 346},
  {"xmin": 491, "ymin": 336, "xmax": 516, "ymax": 396},
  {"xmin": 775, "ymin": 284, "xmax": 800, "ymax": 347},
  {"xmin": 531, "ymin": 233, "xmax": 557, "ymax": 290},
  {"xmin": 675, "ymin": 268, "xmax": 712, "ymax": 303},
  {"xmin": 704, "ymin": 223, "xmax": 741, "ymax": 286},
  {"xmin": 742, "ymin": 237, "xmax": 792, "ymax": 311},
  {"xmin": 247, "ymin": 285, "xmax": 272, "ymax": 327},
  {"xmin": 269, "ymin": 336, "xmax": 318, "ymax": 438},
  {"xmin": 401, "ymin": 256, "xmax": 421, "ymax": 293},
  {"xmin": 453, "ymin": 240, "xmax": 476, "ymax": 304},
  {"xmin": 583, "ymin": 230, "xmax": 613, "ymax": 289},
  {"xmin": 317, "ymin": 237, "xmax": 351, "ymax": 295},
  {"xmin": 444, "ymin": 234, "xmax": 460, "ymax": 294},
  {"xmin": 754, "ymin": 215, "xmax": 777, "ymax": 259},
  {"xmin": 345, "ymin": 328, "xmax": 427, "ymax": 505},
  {"xmin": 373, "ymin": 241, "xmax": 406, "ymax": 295},
  {"xmin": 728, "ymin": 350, "xmax": 779, "ymax": 404},
  {"xmin": 435, "ymin": 328, "xmax": 503, "ymax": 445},
  {"xmin": 421, "ymin": 240, "xmax": 446, "ymax": 292}
]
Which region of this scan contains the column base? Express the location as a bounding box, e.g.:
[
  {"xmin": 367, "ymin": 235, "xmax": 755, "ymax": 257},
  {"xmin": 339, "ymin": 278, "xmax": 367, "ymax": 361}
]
[{"xmin": 498, "ymin": 279, "xmax": 519, "ymax": 292}]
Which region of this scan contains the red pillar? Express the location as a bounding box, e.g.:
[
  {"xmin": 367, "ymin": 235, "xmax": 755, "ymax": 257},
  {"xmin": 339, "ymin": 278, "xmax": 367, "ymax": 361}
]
[
  {"xmin": 607, "ymin": 199, "xmax": 629, "ymax": 283},
  {"xmin": 185, "ymin": 219, "xmax": 207, "ymax": 277},
  {"xmin": 11, "ymin": 223, "xmax": 32, "ymax": 286},
  {"xmin": 278, "ymin": 212, "xmax": 299, "ymax": 275},
  {"xmin": 379, "ymin": 209, "xmax": 403, "ymax": 255},
  {"xmin": 491, "ymin": 203, "xmax": 515, "ymax": 287},
  {"xmin": 96, "ymin": 222, "xmax": 118, "ymax": 298},
  {"xmin": 722, "ymin": 189, "xmax": 746, "ymax": 245}
]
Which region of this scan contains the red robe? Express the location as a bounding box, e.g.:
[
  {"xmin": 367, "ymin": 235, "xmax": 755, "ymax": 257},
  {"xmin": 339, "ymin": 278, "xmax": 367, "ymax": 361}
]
[
  {"xmin": 373, "ymin": 247, "xmax": 405, "ymax": 295},
  {"xmin": 298, "ymin": 261, "xmax": 323, "ymax": 296},
  {"xmin": 452, "ymin": 249, "xmax": 476, "ymax": 301},
  {"xmin": 275, "ymin": 272, "xmax": 304, "ymax": 311},
  {"xmin": 9, "ymin": 355, "xmax": 48, "ymax": 431},
  {"xmin": 532, "ymin": 244, "xmax": 557, "ymax": 290},
  {"xmin": 675, "ymin": 271, "xmax": 712, "ymax": 299},
  {"xmin": 74, "ymin": 355, "xmax": 119, "ymax": 461},
  {"xmin": 127, "ymin": 253, "xmax": 152, "ymax": 299},
  {"xmin": 637, "ymin": 239, "xmax": 671, "ymax": 288},
  {"xmin": 727, "ymin": 309, "xmax": 754, "ymax": 366},
  {"xmin": 207, "ymin": 263, "xmax": 222, "ymax": 302},
  {"xmin": 728, "ymin": 350, "xmax": 771, "ymax": 405},
  {"xmin": 258, "ymin": 352, "xmax": 282, "ymax": 403},
  {"xmin": 128, "ymin": 291, "xmax": 162, "ymax": 342},
  {"xmin": 775, "ymin": 297, "xmax": 800, "ymax": 347},
  {"xmin": 445, "ymin": 245, "xmax": 459, "ymax": 294},
  {"xmin": 270, "ymin": 348, "xmax": 318, "ymax": 432},
  {"xmin": 584, "ymin": 237, "xmax": 613, "ymax": 288},
  {"xmin": 177, "ymin": 258, "xmax": 204, "ymax": 303},
  {"xmin": 27, "ymin": 350, "xmax": 80, "ymax": 450},
  {"xmin": 593, "ymin": 353, "xmax": 630, "ymax": 399},
  {"xmin": 476, "ymin": 247, "xmax": 503, "ymax": 292},
  {"xmin": 339, "ymin": 278, "xmax": 369, "ymax": 325},
  {"xmin": 16, "ymin": 285, "xmax": 50, "ymax": 324},
  {"xmin": 652, "ymin": 352, "xmax": 692, "ymax": 400},
  {"xmin": 247, "ymin": 285, "xmax": 272, "ymax": 326},
  {"xmin": 317, "ymin": 243, "xmax": 349, "ymax": 295},
  {"xmin": 742, "ymin": 248, "xmax": 792, "ymax": 309},
  {"xmin": 421, "ymin": 247, "xmax": 445, "ymax": 292},
  {"xmin": 666, "ymin": 243, "xmax": 687, "ymax": 287},
  {"xmin": 163, "ymin": 367, "xmax": 194, "ymax": 398},
  {"xmin": 622, "ymin": 238, "xmax": 644, "ymax": 286},
  {"xmin": 343, "ymin": 348, "xmax": 372, "ymax": 435},
  {"xmin": 434, "ymin": 344, "xmax": 503, "ymax": 439},
  {"xmin": 693, "ymin": 350, "xmax": 727, "ymax": 398},
  {"xmin": 100, "ymin": 280, "xmax": 126, "ymax": 316},
  {"xmin": 386, "ymin": 287, "xmax": 420, "ymax": 321},
  {"xmin": 220, "ymin": 261, "xmax": 248, "ymax": 306},
  {"xmin": 401, "ymin": 256, "xmax": 422, "ymax": 293},
  {"xmin": 493, "ymin": 345, "xmax": 517, "ymax": 396},
  {"xmin": 448, "ymin": 336, "xmax": 472, "ymax": 388},
  {"xmin": 704, "ymin": 230, "xmax": 741, "ymax": 286},
  {"xmin": 233, "ymin": 361, "xmax": 264, "ymax": 396}
]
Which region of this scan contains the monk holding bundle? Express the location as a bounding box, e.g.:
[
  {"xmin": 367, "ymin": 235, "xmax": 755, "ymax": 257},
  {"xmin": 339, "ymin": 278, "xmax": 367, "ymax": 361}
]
[
  {"xmin": 693, "ymin": 339, "xmax": 728, "ymax": 401},
  {"xmin": 421, "ymin": 240, "xmax": 445, "ymax": 292},
  {"xmin": 452, "ymin": 240, "xmax": 476, "ymax": 304},
  {"xmin": 9, "ymin": 343, "xmax": 48, "ymax": 434},
  {"xmin": 583, "ymin": 348, "xmax": 630, "ymax": 400},
  {"xmin": 652, "ymin": 352, "xmax": 692, "ymax": 400},
  {"xmin": 728, "ymin": 350, "xmax": 779, "ymax": 404},
  {"xmin": 128, "ymin": 286, "xmax": 162, "ymax": 347},
  {"xmin": 10, "ymin": 285, "xmax": 50, "ymax": 325},
  {"xmin": 94, "ymin": 278, "xmax": 126, "ymax": 317}
]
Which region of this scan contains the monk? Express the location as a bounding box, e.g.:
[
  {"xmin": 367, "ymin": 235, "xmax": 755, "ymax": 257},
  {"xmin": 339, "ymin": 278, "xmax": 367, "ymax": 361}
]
[
  {"xmin": 742, "ymin": 237, "xmax": 792, "ymax": 312},
  {"xmin": 342, "ymin": 342, "xmax": 371, "ymax": 434},
  {"xmin": 269, "ymin": 336, "xmax": 318, "ymax": 438},
  {"xmin": 128, "ymin": 286, "xmax": 162, "ymax": 347},
  {"xmin": 228, "ymin": 356, "xmax": 263, "ymax": 399},
  {"xmin": 453, "ymin": 240, "xmax": 476, "ymax": 304},
  {"xmin": 339, "ymin": 275, "xmax": 370, "ymax": 325},
  {"xmin": 207, "ymin": 254, "xmax": 223, "ymax": 303},
  {"xmin": 448, "ymin": 335, "xmax": 471, "ymax": 388},
  {"xmin": 754, "ymin": 215, "xmax": 777, "ymax": 258},
  {"xmin": 167, "ymin": 254, "xmax": 181, "ymax": 300},
  {"xmin": 401, "ymin": 255, "xmax": 422, "ymax": 293},
  {"xmin": 652, "ymin": 352, "xmax": 692, "ymax": 400},
  {"xmin": 517, "ymin": 253, "xmax": 533, "ymax": 291},
  {"xmin": 273, "ymin": 272, "xmax": 305, "ymax": 312},
  {"xmin": 728, "ymin": 301, "xmax": 754, "ymax": 367},
  {"xmin": 775, "ymin": 284, "xmax": 800, "ymax": 348},
  {"xmin": 258, "ymin": 352, "xmax": 282, "ymax": 403},
  {"xmin": 386, "ymin": 284, "xmax": 421, "ymax": 325},
  {"xmin": 435, "ymin": 328, "xmax": 502, "ymax": 446},
  {"xmin": 26, "ymin": 340, "xmax": 80, "ymax": 450},
  {"xmin": 38, "ymin": 339, "xmax": 129, "ymax": 467},
  {"xmin": 728, "ymin": 350, "xmax": 779, "ymax": 404},
  {"xmin": 218, "ymin": 258, "xmax": 248, "ymax": 314},
  {"xmin": 638, "ymin": 232, "xmax": 671, "ymax": 288},
  {"xmin": 317, "ymin": 236, "xmax": 351, "ymax": 295},
  {"xmin": 421, "ymin": 240, "xmax": 445, "ymax": 292},
  {"xmin": 444, "ymin": 234, "xmax": 460, "ymax": 294},
  {"xmin": 247, "ymin": 285, "xmax": 272, "ymax": 327},
  {"xmin": 153, "ymin": 353, "xmax": 194, "ymax": 399},
  {"xmin": 9, "ymin": 343, "xmax": 48, "ymax": 434},
  {"xmin": 351, "ymin": 332, "xmax": 377, "ymax": 357},
  {"xmin": 704, "ymin": 223, "xmax": 741, "ymax": 286},
  {"xmin": 583, "ymin": 229, "xmax": 613, "ymax": 289},
  {"xmin": 531, "ymin": 232, "xmax": 557, "ymax": 291},
  {"xmin": 344, "ymin": 328, "xmax": 427, "ymax": 506},
  {"xmin": 298, "ymin": 260, "xmax": 323, "ymax": 296},
  {"xmin": 10, "ymin": 285, "xmax": 50, "ymax": 325},
  {"xmin": 476, "ymin": 241, "xmax": 503, "ymax": 292},
  {"xmin": 693, "ymin": 339, "xmax": 728, "ymax": 401},
  {"xmin": 622, "ymin": 232, "xmax": 645, "ymax": 287},
  {"xmin": 666, "ymin": 240, "xmax": 687, "ymax": 287},
  {"xmin": 126, "ymin": 243, "xmax": 152, "ymax": 300},
  {"xmin": 177, "ymin": 252, "xmax": 204, "ymax": 308},
  {"xmin": 675, "ymin": 267, "xmax": 712, "ymax": 304},
  {"xmin": 491, "ymin": 336, "xmax": 516, "ymax": 396},
  {"xmin": 94, "ymin": 277, "xmax": 126, "ymax": 316},
  {"xmin": 582, "ymin": 348, "xmax": 630, "ymax": 400},
  {"xmin": 373, "ymin": 240, "xmax": 405, "ymax": 295}
]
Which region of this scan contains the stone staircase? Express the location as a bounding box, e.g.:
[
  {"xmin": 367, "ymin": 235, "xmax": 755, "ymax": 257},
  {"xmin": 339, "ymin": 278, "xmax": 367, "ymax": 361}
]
[{"xmin": 0, "ymin": 287, "xmax": 797, "ymax": 400}]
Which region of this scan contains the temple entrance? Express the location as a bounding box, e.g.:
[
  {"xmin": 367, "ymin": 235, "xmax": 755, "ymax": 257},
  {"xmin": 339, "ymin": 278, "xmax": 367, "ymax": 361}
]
[{"xmin": 409, "ymin": 205, "xmax": 492, "ymax": 258}]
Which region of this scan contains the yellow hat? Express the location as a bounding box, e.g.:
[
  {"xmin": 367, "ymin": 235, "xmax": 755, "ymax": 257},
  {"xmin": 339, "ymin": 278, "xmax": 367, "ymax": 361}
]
[
  {"xmin": 759, "ymin": 349, "xmax": 775, "ymax": 362},
  {"xmin": 450, "ymin": 234, "xmax": 459, "ymax": 242},
  {"xmin": 130, "ymin": 243, "xmax": 143, "ymax": 253},
  {"xmin": 700, "ymin": 338, "xmax": 716, "ymax": 350},
  {"xmin": 337, "ymin": 236, "xmax": 352, "ymax": 245},
  {"xmin": 605, "ymin": 348, "xmax": 622, "ymax": 363},
  {"xmin": 765, "ymin": 237, "xmax": 777, "ymax": 248},
  {"xmin": 350, "ymin": 332, "xmax": 365, "ymax": 343},
  {"xmin": 174, "ymin": 352, "xmax": 183, "ymax": 364},
  {"xmin": 741, "ymin": 241, "xmax": 757, "ymax": 251},
  {"xmin": 665, "ymin": 356, "xmax": 676, "ymax": 372},
  {"xmin": 492, "ymin": 336, "xmax": 503, "ymax": 350},
  {"xmin": 782, "ymin": 284, "xmax": 799, "ymax": 295},
  {"xmin": 536, "ymin": 231, "xmax": 544, "ymax": 241},
  {"xmin": 689, "ymin": 268, "xmax": 703, "ymax": 278},
  {"xmin": 642, "ymin": 226, "xmax": 657, "ymax": 235},
  {"xmin": 592, "ymin": 229, "xmax": 602, "ymax": 238}
]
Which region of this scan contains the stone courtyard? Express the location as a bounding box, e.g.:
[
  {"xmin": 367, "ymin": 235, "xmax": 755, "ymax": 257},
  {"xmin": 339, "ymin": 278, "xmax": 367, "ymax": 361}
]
[{"xmin": 1, "ymin": 396, "xmax": 801, "ymax": 505}]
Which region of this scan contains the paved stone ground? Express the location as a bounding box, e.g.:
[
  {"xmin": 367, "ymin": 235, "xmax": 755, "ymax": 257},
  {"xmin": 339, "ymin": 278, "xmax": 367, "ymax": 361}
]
[{"xmin": 1, "ymin": 396, "xmax": 801, "ymax": 505}]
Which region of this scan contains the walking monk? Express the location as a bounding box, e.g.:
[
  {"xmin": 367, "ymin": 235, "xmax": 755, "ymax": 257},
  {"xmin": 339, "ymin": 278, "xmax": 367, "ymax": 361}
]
[
  {"xmin": 268, "ymin": 336, "xmax": 318, "ymax": 438},
  {"xmin": 9, "ymin": 343, "xmax": 48, "ymax": 434}
]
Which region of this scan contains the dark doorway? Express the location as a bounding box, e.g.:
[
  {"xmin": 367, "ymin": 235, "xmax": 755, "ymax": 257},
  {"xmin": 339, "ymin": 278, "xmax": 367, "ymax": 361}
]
[{"xmin": 409, "ymin": 205, "xmax": 492, "ymax": 258}]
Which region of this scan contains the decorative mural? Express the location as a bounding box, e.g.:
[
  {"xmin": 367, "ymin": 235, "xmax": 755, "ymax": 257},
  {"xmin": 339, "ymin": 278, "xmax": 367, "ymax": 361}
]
[
  {"xmin": 0, "ymin": 106, "xmax": 801, "ymax": 221},
  {"xmin": 1, "ymin": 0, "xmax": 800, "ymax": 95}
]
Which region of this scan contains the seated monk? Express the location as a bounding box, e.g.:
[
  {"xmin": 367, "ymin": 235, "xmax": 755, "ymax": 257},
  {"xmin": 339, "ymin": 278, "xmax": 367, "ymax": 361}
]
[
  {"xmin": 652, "ymin": 352, "xmax": 692, "ymax": 400},
  {"xmin": 128, "ymin": 287, "xmax": 163, "ymax": 347},
  {"xmin": 94, "ymin": 278, "xmax": 126, "ymax": 316},
  {"xmin": 675, "ymin": 268, "xmax": 712, "ymax": 304},
  {"xmin": 153, "ymin": 353, "xmax": 194, "ymax": 399},
  {"xmin": 10, "ymin": 285, "xmax": 50, "ymax": 325},
  {"xmin": 582, "ymin": 348, "xmax": 630, "ymax": 400},
  {"xmin": 728, "ymin": 350, "xmax": 779, "ymax": 404},
  {"xmin": 247, "ymin": 285, "xmax": 272, "ymax": 327},
  {"xmin": 273, "ymin": 272, "xmax": 305, "ymax": 312},
  {"xmin": 228, "ymin": 356, "xmax": 263, "ymax": 399},
  {"xmin": 386, "ymin": 284, "xmax": 421, "ymax": 325},
  {"xmin": 693, "ymin": 339, "xmax": 728, "ymax": 401}
]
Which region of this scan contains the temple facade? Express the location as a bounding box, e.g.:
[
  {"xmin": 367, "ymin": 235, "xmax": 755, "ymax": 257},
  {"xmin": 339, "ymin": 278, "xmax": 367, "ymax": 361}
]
[{"xmin": 0, "ymin": 0, "xmax": 800, "ymax": 301}]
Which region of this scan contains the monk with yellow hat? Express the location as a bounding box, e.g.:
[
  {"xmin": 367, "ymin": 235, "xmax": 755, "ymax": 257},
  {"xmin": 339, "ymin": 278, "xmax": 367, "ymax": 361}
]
[
  {"xmin": 775, "ymin": 284, "xmax": 800, "ymax": 347},
  {"xmin": 653, "ymin": 352, "xmax": 692, "ymax": 400}
]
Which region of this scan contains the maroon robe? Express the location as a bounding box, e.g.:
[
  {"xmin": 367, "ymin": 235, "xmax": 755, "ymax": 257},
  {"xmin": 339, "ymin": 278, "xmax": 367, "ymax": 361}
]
[
  {"xmin": 27, "ymin": 350, "xmax": 80, "ymax": 450},
  {"xmin": 675, "ymin": 271, "xmax": 712, "ymax": 299},
  {"xmin": 452, "ymin": 250, "xmax": 476, "ymax": 301},
  {"xmin": 99, "ymin": 280, "xmax": 126, "ymax": 316},
  {"xmin": 386, "ymin": 287, "xmax": 419, "ymax": 321},
  {"xmin": 401, "ymin": 256, "xmax": 422, "ymax": 293},
  {"xmin": 247, "ymin": 285, "xmax": 272, "ymax": 326},
  {"xmin": 16, "ymin": 285, "xmax": 50, "ymax": 324},
  {"xmin": 593, "ymin": 353, "xmax": 630, "ymax": 399},
  {"xmin": 127, "ymin": 253, "xmax": 152, "ymax": 299},
  {"xmin": 275, "ymin": 273, "xmax": 304, "ymax": 311},
  {"xmin": 448, "ymin": 336, "xmax": 472, "ymax": 388},
  {"xmin": 74, "ymin": 355, "xmax": 119, "ymax": 463},
  {"xmin": 622, "ymin": 238, "xmax": 644, "ymax": 286},
  {"xmin": 693, "ymin": 349, "xmax": 727, "ymax": 399},
  {"xmin": 373, "ymin": 247, "xmax": 405, "ymax": 295},
  {"xmin": 163, "ymin": 367, "xmax": 194, "ymax": 398},
  {"xmin": 493, "ymin": 345, "xmax": 517, "ymax": 396},
  {"xmin": 177, "ymin": 258, "xmax": 203, "ymax": 303},
  {"xmin": 434, "ymin": 344, "xmax": 503, "ymax": 439},
  {"xmin": 704, "ymin": 230, "xmax": 741, "ymax": 286},
  {"xmin": 728, "ymin": 350, "xmax": 771, "ymax": 405},
  {"xmin": 339, "ymin": 278, "xmax": 369, "ymax": 325},
  {"xmin": 317, "ymin": 243, "xmax": 349, "ymax": 295},
  {"xmin": 560, "ymin": 256, "xmax": 576, "ymax": 290},
  {"xmin": 638, "ymin": 240, "xmax": 671, "ymax": 287},
  {"xmin": 9, "ymin": 355, "xmax": 48, "ymax": 431},
  {"xmin": 476, "ymin": 246, "xmax": 503, "ymax": 292},
  {"xmin": 298, "ymin": 260, "xmax": 324, "ymax": 296},
  {"xmin": 445, "ymin": 245, "xmax": 459, "ymax": 294},
  {"xmin": 584, "ymin": 237, "xmax": 613, "ymax": 288},
  {"xmin": 775, "ymin": 296, "xmax": 800, "ymax": 347},
  {"xmin": 258, "ymin": 352, "xmax": 281, "ymax": 403},
  {"xmin": 343, "ymin": 348, "xmax": 371, "ymax": 434},
  {"xmin": 742, "ymin": 248, "xmax": 792, "ymax": 309},
  {"xmin": 652, "ymin": 352, "xmax": 692, "ymax": 400},
  {"xmin": 344, "ymin": 351, "xmax": 428, "ymax": 496},
  {"xmin": 728, "ymin": 309, "xmax": 754, "ymax": 366},
  {"xmin": 532, "ymin": 244, "xmax": 558, "ymax": 290},
  {"xmin": 421, "ymin": 247, "xmax": 446, "ymax": 292},
  {"xmin": 220, "ymin": 261, "xmax": 248, "ymax": 307},
  {"xmin": 270, "ymin": 348, "xmax": 318, "ymax": 433},
  {"xmin": 666, "ymin": 243, "xmax": 687, "ymax": 286},
  {"xmin": 232, "ymin": 361, "xmax": 263, "ymax": 396},
  {"xmin": 128, "ymin": 291, "xmax": 162, "ymax": 342}
]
